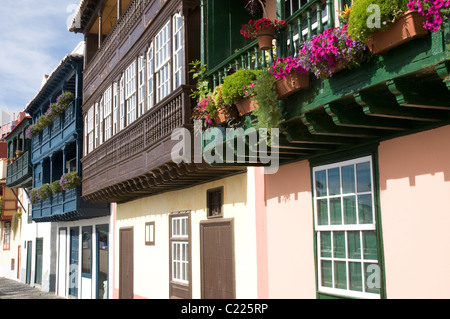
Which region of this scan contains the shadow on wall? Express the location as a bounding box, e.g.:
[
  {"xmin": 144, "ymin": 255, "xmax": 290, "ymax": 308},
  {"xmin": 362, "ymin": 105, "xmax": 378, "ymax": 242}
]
[{"xmin": 378, "ymin": 125, "xmax": 450, "ymax": 191}]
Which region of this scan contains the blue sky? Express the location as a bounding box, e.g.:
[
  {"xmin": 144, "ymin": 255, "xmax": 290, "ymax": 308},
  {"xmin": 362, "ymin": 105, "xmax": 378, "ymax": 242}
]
[{"xmin": 0, "ymin": 0, "xmax": 84, "ymax": 113}]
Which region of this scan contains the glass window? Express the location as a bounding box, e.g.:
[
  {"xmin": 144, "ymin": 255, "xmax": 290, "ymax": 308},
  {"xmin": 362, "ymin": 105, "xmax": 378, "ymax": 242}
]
[
  {"xmin": 113, "ymin": 82, "xmax": 118, "ymax": 135},
  {"xmin": 104, "ymin": 85, "xmax": 112, "ymax": 141},
  {"xmin": 173, "ymin": 14, "xmax": 183, "ymax": 89},
  {"xmin": 313, "ymin": 156, "xmax": 381, "ymax": 299},
  {"xmin": 125, "ymin": 60, "xmax": 137, "ymax": 125},
  {"xmin": 87, "ymin": 106, "xmax": 94, "ymax": 153},
  {"xmin": 82, "ymin": 226, "xmax": 92, "ymax": 276},
  {"xmin": 120, "ymin": 75, "xmax": 125, "ymax": 130},
  {"xmin": 138, "ymin": 55, "xmax": 146, "ymax": 117},
  {"xmin": 170, "ymin": 215, "xmax": 189, "ymax": 285},
  {"xmin": 155, "ymin": 20, "xmax": 171, "ymax": 102},
  {"xmin": 147, "ymin": 45, "xmax": 154, "ymax": 110}
]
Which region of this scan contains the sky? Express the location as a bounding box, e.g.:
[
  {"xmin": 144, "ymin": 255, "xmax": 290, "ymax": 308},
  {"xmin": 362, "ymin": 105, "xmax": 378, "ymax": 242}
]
[{"xmin": 0, "ymin": 0, "xmax": 84, "ymax": 114}]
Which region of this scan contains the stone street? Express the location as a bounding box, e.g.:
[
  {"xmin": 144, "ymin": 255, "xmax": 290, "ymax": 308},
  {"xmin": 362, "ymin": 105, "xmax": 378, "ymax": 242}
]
[{"xmin": 0, "ymin": 277, "xmax": 63, "ymax": 299}]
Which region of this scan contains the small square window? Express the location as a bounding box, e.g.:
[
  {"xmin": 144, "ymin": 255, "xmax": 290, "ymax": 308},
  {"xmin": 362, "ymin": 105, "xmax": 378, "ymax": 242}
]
[{"xmin": 207, "ymin": 187, "xmax": 223, "ymax": 218}]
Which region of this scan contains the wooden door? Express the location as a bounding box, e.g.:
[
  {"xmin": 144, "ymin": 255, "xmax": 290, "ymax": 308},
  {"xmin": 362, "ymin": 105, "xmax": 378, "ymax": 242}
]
[
  {"xmin": 119, "ymin": 228, "xmax": 134, "ymax": 299},
  {"xmin": 26, "ymin": 241, "xmax": 32, "ymax": 284},
  {"xmin": 200, "ymin": 219, "xmax": 235, "ymax": 299}
]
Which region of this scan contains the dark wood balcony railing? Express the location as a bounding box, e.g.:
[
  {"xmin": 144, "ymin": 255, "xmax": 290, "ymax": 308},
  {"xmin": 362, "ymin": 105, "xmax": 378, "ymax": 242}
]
[{"xmin": 81, "ymin": 85, "xmax": 193, "ymax": 198}]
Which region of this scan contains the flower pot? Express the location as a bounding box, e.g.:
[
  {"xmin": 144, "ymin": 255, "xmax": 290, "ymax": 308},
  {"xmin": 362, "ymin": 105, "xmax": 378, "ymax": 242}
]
[
  {"xmin": 255, "ymin": 27, "xmax": 275, "ymax": 50},
  {"xmin": 214, "ymin": 107, "xmax": 238, "ymax": 125},
  {"xmin": 235, "ymin": 98, "xmax": 259, "ymax": 116},
  {"xmin": 276, "ymin": 72, "xmax": 310, "ymax": 99},
  {"xmin": 366, "ymin": 10, "xmax": 428, "ymax": 55}
]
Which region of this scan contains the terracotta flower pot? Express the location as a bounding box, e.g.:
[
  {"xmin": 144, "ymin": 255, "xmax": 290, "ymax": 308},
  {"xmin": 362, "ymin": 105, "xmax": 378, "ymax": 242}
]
[
  {"xmin": 235, "ymin": 98, "xmax": 259, "ymax": 116},
  {"xmin": 214, "ymin": 108, "xmax": 238, "ymax": 125},
  {"xmin": 255, "ymin": 27, "xmax": 275, "ymax": 51},
  {"xmin": 276, "ymin": 72, "xmax": 310, "ymax": 99},
  {"xmin": 366, "ymin": 10, "xmax": 428, "ymax": 55}
]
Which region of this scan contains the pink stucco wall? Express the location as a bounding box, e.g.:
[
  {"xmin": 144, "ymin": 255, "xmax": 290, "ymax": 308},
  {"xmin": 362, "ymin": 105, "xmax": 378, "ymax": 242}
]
[
  {"xmin": 263, "ymin": 161, "xmax": 316, "ymax": 298},
  {"xmin": 379, "ymin": 125, "xmax": 450, "ymax": 298}
]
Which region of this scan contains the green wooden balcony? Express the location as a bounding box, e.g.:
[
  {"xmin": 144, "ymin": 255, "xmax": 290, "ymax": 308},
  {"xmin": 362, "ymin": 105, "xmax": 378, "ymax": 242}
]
[
  {"xmin": 202, "ymin": 0, "xmax": 450, "ymax": 165},
  {"xmin": 6, "ymin": 151, "xmax": 32, "ymax": 188}
]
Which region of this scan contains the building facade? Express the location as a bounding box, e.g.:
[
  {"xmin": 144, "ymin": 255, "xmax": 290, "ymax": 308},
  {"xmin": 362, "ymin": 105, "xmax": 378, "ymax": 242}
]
[
  {"xmin": 23, "ymin": 42, "xmax": 110, "ymax": 298},
  {"xmin": 202, "ymin": 0, "xmax": 450, "ymax": 299}
]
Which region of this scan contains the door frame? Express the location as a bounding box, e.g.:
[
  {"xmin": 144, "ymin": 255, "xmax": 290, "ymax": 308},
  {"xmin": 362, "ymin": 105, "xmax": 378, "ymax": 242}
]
[
  {"xmin": 26, "ymin": 241, "xmax": 32, "ymax": 284},
  {"xmin": 96, "ymin": 224, "xmax": 109, "ymax": 299},
  {"xmin": 199, "ymin": 218, "xmax": 236, "ymax": 299},
  {"xmin": 119, "ymin": 227, "xmax": 134, "ymax": 299},
  {"xmin": 57, "ymin": 228, "xmax": 68, "ymax": 297}
]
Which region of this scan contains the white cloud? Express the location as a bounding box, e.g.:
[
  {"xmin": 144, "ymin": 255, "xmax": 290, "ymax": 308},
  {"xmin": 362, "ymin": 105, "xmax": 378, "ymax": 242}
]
[{"xmin": 0, "ymin": 0, "xmax": 83, "ymax": 112}]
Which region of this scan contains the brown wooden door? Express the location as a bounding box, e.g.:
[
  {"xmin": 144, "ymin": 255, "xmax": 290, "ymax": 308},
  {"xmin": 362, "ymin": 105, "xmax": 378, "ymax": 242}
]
[
  {"xmin": 200, "ymin": 219, "xmax": 235, "ymax": 299},
  {"xmin": 119, "ymin": 228, "xmax": 134, "ymax": 299}
]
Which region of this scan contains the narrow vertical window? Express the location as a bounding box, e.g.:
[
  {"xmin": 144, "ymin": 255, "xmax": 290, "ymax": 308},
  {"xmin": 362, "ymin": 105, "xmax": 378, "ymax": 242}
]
[
  {"xmin": 125, "ymin": 60, "xmax": 137, "ymax": 125},
  {"xmin": 84, "ymin": 114, "xmax": 88, "ymax": 156},
  {"xmin": 113, "ymin": 82, "xmax": 118, "ymax": 135},
  {"xmin": 155, "ymin": 21, "xmax": 171, "ymax": 102},
  {"xmin": 104, "ymin": 85, "xmax": 112, "ymax": 141},
  {"xmin": 82, "ymin": 226, "xmax": 92, "ymax": 277},
  {"xmin": 173, "ymin": 14, "xmax": 184, "ymax": 89},
  {"xmin": 138, "ymin": 55, "xmax": 146, "ymax": 117},
  {"xmin": 147, "ymin": 45, "xmax": 154, "ymax": 110},
  {"xmin": 313, "ymin": 156, "xmax": 381, "ymax": 299},
  {"xmin": 99, "ymin": 97, "xmax": 104, "ymax": 146},
  {"xmin": 119, "ymin": 75, "xmax": 125, "ymax": 130},
  {"xmin": 87, "ymin": 106, "xmax": 94, "ymax": 153},
  {"xmin": 94, "ymin": 102, "xmax": 99, "ymax": 148}
]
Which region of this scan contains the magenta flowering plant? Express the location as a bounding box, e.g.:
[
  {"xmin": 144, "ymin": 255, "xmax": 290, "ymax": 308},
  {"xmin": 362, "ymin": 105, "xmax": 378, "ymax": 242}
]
[
  {"xmin": 297, "ymin": 24, "xmax": 367, "ymax": 79},
  {"xmin": 240, "ymin": 17, "xmax": 286, "ymax": 39},
  {"xmin": 193, "ymin": 96, "xmax": 215, "ymax": 126},
  {"xmin": 270, "ymin": 56, "xmax": 309, "ymax": 80},
  {"xmin": 60, "ymin": 172, "xmax": 81, "ymax": 191},
  {"xmin": 407, "ymin": 0, "xmax": 450, "ymax": 32},
  {"xmin": 243, "ymin": 83, "xmax": 257, "ymax": 98}
]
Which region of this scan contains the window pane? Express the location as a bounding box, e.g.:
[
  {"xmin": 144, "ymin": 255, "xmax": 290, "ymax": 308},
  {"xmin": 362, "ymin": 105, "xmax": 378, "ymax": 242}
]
[
  {"xmin": 328, "ymin": 168, "xmax": 340, "ymax": 196},
  {"xmin": 357, "ymin": 162, "xmax": 371, "ymax": 193},
  {"xmin": 343, "ymin": 196, "xmax": 357, "ymax": 225},
  {"xmin": 315, "ymin": 170, "xmax": 327, "ymax": 197},
  {"xmin": 349, "ymin": 262, "xmax": 363, "ymax": 292},
  {"xmin": 334, "ymin": 261, "xmax": 347, "ymax": 289},
  {"xmin": 341, "ymin": 165, "xmax": 355, "ymax": 194},
  {"xmin": 317, "ymin": 199, "xmax": 328, "ymax": 225},
  {"xmin": 365, "ymin": 263, "xmax": 381, "ymax": 294},
  {"xmin": 358, "ymin": 194, "xmax": 373, "ymax": 224},
  {"xmin": 333, "ymin": 232, "xmax": 345, "ymax": 259},
  {"xmin": 330, "ymin": 198, "xmax": 342, "ymax": 225},
  {"xmin": 347, "ymin": 231, "xmax": 361, "ymax": 259},
  {"xmin": 363, "ymin": 231, "xmax": 378, "ymax": 260},
  {"xmin": 320, "ymin": 232, "xmax": 332, "ymax": 258},
  {"xmin": 321, "ymin": 261, "xmax": 332, "ymax": 288}
]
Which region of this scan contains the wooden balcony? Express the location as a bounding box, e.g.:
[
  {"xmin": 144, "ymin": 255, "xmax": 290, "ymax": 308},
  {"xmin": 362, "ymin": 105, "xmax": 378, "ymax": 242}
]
[
  {"xmin": 203, "ymin": 0, "xmax": 450, "ymax": 165},
  {"xmin": 6, "ymin": 151, "xmax": 32, "ymax": 188},
  {"xmin": 81, "ymin": 85, "xmax": 245, "ymax": 203}
]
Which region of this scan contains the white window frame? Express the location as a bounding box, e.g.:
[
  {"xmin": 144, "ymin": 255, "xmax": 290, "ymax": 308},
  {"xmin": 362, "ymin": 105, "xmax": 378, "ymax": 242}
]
[
  {"xmin": 94, "ymin": 102, "xmax": 99, "ymax": 148},
  {"xmin": 313, "ymin": 156, "xmax": 380, "ymax": 299},
  {"xmin": 147, "ymin": 44, "xmax": 154, "ymax": 110},
  {"xmin": 171, "ymin": 216, "xmax": 189, "ymax": 284},
  {"xmin": 138, "ymin": 55, "xmax": 146, "ymax": 117},
  {"xmin": 113, "ymin": 82, "xmax": 118, "ymax": 136},
  {"xmin": 120, "ymin": 75, "xmax": 125, "ymax": 130},
  {"xmin": 87, "ymin": 105, "xmax": 94, "ymax": 153},
  {"xmin": 173, "ymin": 13, "xmax": 184, "ymax": 90},
  {"xmin": 104, "ymin": 85, "xmax": 112, "ymax": 141},
  {"xmin": 99, "ymin": 97, "xmax": 104, "ymax": 146},
  {"xmin": 125, "ymin": 60, "xmax": 137, "ymax": 126},
  {"xmin": 155, "ymin": 20, "xmax": 171, "ymax": 102}
]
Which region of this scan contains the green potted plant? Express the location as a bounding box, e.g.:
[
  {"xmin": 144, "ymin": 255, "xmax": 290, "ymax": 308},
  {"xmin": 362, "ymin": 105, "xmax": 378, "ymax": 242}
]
[
  {"xmin": 211, "ymin": 84, "xmax": 237, "ymax": 125},
  {"xmin": 51, "ymin": 180, "xmax": 63, "ymax": 194},
  {"xmin": 251, "ymin": 70, "xmax": 283, "ymax": 145},
  {"xmin": 60, "ymin": 172, "xmax": 82, "ymax": 191},
  {"xmin": 347, "ymin": 0, "xmax": 427, "ymax": 55},
  {"xmin": 15, "ymin": 150, "xmax": 23, "ymax": 157},
  {"xmin": 222, "ymin": 69, "xmax": 262, "ymax": 116}
]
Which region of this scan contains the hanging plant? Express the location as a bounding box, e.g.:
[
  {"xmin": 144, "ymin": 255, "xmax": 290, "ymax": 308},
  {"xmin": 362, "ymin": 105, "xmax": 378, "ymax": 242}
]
[
  {"xmin": 243, "ymin": 0, "xmax": 267, "ymax": 16},
  {"xmin": 11, "ymin": 210, "xmax": 22, "ymax": 238},
  {"xmin": 37, "ymin": 184, "xmax": 53, "ymax": 201},
  {"xmin": 60, "ymin": 172, "xmax": 82, "ymax": 191}
]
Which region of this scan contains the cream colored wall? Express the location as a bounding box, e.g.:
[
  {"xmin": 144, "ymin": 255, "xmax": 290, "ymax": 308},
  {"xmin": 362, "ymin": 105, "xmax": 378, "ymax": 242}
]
[
  {"xmin": 264, "ymin": 160, "xmax": 316, "ymax": 298},
  {"xmin": 115, "ymin": 172, "xmax": 258, "ymax": 299},
  {"xmin": 379, "ymin": 125, "xmax": 450, "ymax": 298}
]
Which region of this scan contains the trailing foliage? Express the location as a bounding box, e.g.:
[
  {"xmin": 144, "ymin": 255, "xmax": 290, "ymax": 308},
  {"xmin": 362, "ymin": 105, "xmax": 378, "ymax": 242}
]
[
  {"xmin": 251, "ymin": 70, "xmax": 283, "ymax": 145},
  {"xmin": 347, "ymin": 0, "xmax": 410, "ymax": 43},
  {"xmin": 60, "ymin": 172, "xmax": 82, "ymax": 191}
]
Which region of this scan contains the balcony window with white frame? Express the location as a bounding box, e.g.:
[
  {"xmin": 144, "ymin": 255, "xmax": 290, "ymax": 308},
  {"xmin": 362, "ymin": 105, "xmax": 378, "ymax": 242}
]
[
  {"xmin": 104, "ymin": 85, "xmax": 112, "ymax": 141},
  {"xmin": 147, "ymin": 45, "xmax": 154, "ymax": 110},
  {"xmin": 120, "ymin": 75, "xmax": 125, "ymax": 130},
  {"xmin": 125, "ymin": 60, "xmax": 137, "ymax": 126},
  {"xmin": 113, "ymin": 82, "xmax": 118, "ymax": 135},
  {"xmin": 170, "ymin": 215, "xmax": 189, "ymax": 285},
  {"xmin": 99, "ymin": 97, "xmax": 104, "ymax": 145},
  {"xmin": 138, "ymin": 55, "xmax": 146, "ymax": 117},
  {"xmin": 155, "ymin": 20, "xmax": 171, "ymax": 102},
  {"xmin": 94, "ymin": 102, "xmax": 99, "ymax": 148},
  {"xmin": 313, "ymin": 156, "xmax": 381, "ymax": 299},
  {"xmin": 87, "ymin": 106, "xmax": 94, "ymax": 153},
  {"xmin": 173, "ymin": 13, "xmax": 184, "ymax": 89}
]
